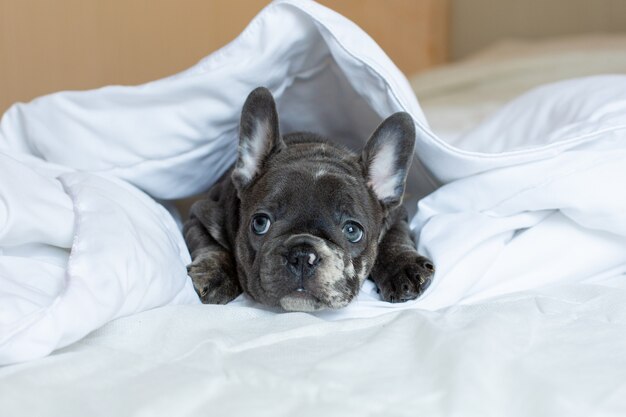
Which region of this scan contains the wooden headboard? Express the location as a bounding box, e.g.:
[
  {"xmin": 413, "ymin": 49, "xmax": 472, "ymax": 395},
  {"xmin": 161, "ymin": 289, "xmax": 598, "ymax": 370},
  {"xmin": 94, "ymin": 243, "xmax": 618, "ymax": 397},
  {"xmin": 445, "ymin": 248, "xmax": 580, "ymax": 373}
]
[{"xmin": 0, "ymin": 0, "xmax": 449, "ymax": 113}]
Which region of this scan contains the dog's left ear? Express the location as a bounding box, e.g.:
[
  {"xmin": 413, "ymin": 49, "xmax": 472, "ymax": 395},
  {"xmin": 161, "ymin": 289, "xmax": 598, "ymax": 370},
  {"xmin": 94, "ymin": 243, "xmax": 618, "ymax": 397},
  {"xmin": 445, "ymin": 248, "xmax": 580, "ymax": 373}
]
[
  {"xmin": 360, "ymin": 112, "xmax": 416, "ymax": 208},
  {"xmin": 232, "ymin": 87, "xmax": 285, "ymax": 192}
]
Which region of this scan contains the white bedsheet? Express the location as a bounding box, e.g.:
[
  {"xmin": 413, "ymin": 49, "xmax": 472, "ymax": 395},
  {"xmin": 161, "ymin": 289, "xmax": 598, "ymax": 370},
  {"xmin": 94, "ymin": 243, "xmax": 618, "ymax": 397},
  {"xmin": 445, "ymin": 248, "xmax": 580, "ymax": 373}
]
[
  {"xmin": 1, "ymin": 2, "xmax": 626, "ymax": 414},
  {"xmin": 2, "ymin": 279, "xmax": 626, "ymax": 416}
]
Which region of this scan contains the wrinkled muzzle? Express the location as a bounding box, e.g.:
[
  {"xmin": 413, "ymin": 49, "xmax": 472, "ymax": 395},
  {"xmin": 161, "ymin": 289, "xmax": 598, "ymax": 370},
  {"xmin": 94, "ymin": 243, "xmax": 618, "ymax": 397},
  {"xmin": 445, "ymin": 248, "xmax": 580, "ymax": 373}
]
[{"xmin": 259, "ymin": 234, "xmax": 359, "ymax": 312}]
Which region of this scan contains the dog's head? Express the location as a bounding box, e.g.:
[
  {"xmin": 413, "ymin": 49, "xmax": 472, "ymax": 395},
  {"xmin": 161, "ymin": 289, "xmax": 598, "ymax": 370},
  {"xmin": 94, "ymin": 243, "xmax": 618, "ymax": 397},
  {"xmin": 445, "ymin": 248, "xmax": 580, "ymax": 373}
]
[{"xmin": 231, "ymin": 87, "xmax": 415, "ymax": 311}]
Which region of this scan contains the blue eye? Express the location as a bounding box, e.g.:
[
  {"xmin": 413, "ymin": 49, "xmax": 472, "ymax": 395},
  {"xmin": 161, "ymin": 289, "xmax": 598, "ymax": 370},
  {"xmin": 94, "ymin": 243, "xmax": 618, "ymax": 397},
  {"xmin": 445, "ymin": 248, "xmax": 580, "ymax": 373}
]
[
  {"xmin": 251, "ymin": 214, "xmax": 271, "ymax": 235},
  {"xmin": 342, "ymin": 222, "xmax": 363, "ymax": 243}
]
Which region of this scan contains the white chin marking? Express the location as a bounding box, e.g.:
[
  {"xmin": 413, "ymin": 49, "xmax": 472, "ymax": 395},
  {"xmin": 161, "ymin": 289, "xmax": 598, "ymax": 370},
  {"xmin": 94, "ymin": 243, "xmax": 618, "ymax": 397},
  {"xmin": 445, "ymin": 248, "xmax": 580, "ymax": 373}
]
[
  {"xmin": 368, "ymin": 140, "xmax": 401, "ymax": 201},
  {"xmin": 280, "ymin": 292, "xmax": 324, "ymax": 312}
]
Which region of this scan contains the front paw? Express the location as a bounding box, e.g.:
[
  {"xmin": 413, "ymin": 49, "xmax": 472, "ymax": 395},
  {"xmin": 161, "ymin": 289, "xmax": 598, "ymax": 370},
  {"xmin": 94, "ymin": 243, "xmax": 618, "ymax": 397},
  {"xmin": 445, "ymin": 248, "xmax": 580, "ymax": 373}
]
[
  {"xmin": 187, "ymin": 252, "xmax": 241, "ymax": 304},
  {"xmin": 376, "ymin": 252, "xmax": 434, "ymax": 303}
]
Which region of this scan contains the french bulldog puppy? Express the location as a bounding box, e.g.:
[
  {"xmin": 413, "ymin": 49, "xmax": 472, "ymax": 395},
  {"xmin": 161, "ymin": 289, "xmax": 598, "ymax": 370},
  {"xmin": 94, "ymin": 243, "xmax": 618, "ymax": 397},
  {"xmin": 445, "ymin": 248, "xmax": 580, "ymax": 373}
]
[{"xmin": 184, "ymin": 87, "xmax": 434, "ymax": 312}]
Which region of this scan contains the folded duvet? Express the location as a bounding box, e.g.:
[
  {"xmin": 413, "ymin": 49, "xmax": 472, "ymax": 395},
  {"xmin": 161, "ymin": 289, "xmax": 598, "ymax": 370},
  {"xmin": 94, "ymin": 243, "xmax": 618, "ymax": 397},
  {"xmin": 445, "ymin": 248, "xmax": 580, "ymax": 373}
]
[{"xmin": 1, "ymin": 0, "xmax": 626, "ymax": 365}]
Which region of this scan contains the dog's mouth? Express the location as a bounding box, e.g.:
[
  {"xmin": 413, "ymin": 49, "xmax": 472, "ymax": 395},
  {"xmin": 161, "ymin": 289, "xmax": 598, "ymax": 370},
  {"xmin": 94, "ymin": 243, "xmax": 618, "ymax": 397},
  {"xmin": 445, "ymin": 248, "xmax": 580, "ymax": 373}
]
[
  {"xmin": 257, "ymin": 234, "xmax": 360, "ymax": 312},
  {"xmin": 279, "ymin": 288, "xmax": 325, "ymax": 312}
]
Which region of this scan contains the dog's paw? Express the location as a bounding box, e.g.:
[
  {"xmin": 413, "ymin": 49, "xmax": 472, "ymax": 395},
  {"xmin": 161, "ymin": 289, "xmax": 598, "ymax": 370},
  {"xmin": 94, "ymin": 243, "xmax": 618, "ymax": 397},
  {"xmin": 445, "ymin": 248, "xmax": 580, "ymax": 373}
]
[
  {"xmin": 187, "ymin": 252, "xmax": 241, "ymax": 304},
  {"xmin": 376, "ymin": 252, "xmax": 434, "ymax": 303}
]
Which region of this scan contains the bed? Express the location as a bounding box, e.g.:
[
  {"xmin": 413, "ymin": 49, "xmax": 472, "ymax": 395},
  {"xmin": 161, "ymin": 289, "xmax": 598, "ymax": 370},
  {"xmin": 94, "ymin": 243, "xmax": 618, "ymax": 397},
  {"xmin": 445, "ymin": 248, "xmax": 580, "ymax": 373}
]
[{"xmin": 1, "ymin": 2, "xmax": 626, "ymax": 416}]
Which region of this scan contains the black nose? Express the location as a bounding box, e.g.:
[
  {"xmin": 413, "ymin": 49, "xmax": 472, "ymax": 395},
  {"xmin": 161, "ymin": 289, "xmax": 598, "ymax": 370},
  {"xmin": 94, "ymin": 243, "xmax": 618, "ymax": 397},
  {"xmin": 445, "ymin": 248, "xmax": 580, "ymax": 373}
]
[{"xmin": 286, "ymin": 245, "xmax": 320, "ymax": 279}]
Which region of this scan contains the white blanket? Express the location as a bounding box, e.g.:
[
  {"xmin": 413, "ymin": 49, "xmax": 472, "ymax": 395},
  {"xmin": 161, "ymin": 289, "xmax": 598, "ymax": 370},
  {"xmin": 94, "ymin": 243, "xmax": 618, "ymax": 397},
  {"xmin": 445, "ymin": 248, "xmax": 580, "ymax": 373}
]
[{"xmin": 1, "ymin": 0, "xmax": 626, "ymax": 369}]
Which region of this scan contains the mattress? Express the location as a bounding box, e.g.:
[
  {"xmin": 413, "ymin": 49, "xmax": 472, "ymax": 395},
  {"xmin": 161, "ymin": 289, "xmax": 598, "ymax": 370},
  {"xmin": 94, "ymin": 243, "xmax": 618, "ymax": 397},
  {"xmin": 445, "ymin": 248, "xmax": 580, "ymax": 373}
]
[{"xmin": 1, "ymin": 4, "xmax": 626, "ymax": 416}]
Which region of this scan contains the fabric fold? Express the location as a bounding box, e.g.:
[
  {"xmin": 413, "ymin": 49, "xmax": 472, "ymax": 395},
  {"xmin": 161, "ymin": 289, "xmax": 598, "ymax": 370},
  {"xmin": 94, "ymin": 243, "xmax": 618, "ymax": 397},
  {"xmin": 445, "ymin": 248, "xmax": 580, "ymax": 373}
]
[{"xmin": 1, "ymin": 0, "xmax": 625, "ymax": 364}]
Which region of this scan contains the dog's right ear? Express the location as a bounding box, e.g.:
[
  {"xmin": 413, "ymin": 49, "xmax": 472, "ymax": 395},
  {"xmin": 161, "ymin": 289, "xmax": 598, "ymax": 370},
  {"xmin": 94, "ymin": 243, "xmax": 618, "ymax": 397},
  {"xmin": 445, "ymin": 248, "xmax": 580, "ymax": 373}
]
[{"xmin": 232, "ymin": 87, "xmax": 284, "ymax": 192}]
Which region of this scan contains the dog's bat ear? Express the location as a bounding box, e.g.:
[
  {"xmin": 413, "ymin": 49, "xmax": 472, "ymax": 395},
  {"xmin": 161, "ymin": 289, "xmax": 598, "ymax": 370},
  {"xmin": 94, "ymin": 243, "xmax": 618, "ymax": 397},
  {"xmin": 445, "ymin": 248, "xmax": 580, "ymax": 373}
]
[
  {"xmin": 232, "ymin": 87, "xmax": 285, "ymax": 192},
  {"xmin": 360, "ymin": 112, "xmax": 416, "ymax": 208}
]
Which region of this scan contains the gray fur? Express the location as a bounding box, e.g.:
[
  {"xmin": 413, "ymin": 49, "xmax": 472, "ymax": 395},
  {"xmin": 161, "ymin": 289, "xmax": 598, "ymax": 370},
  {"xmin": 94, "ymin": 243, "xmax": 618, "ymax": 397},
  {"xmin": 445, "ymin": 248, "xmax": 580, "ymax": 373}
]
[{"xmin": 183, "ymin": 87, "xmax": 434, "ymax": 311}]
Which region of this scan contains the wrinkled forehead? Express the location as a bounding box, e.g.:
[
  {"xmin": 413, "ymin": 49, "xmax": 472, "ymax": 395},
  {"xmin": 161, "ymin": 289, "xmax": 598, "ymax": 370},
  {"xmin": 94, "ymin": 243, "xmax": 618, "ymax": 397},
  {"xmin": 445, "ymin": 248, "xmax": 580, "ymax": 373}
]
[{"xmin": 252, "ymin": 163, "xmax": 372, "ymax": 220}]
